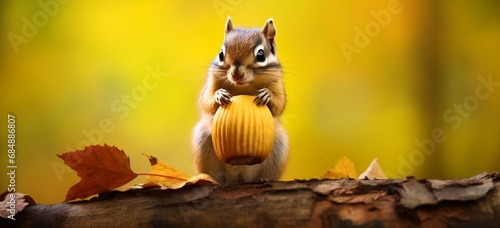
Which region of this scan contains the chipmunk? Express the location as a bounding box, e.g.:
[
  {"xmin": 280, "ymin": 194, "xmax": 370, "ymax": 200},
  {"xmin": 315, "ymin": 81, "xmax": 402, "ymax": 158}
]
[{"xmin": 192, "ymin": 17, "xmax": 288, "ymax": 184}]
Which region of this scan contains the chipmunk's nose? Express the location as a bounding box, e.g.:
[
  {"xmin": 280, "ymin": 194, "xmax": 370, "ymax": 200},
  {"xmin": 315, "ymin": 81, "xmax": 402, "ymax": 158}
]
[{"xmin": 230, "ymin": 65, "xmax": 245, "ymax": 80}]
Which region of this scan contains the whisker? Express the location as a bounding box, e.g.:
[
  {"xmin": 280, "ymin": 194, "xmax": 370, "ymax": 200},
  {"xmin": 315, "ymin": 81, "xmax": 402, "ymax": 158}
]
[
  {"xmin": 280, "ymin": 65, "xmax": 313, "ymax": 104},
  {"xmin": 181, "ymin": 72, "xmax": 206, "ymax": 83}
]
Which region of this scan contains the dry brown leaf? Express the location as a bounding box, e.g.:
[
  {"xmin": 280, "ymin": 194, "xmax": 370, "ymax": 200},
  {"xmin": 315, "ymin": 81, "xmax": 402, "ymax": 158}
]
[
  {"xmin": 0, "ymin": 193, "xmax": 29, "ymax": 220},
  {"xmin": 58, "ymin": 144, "xmax": 137, "ymax": 201},
  {"xmin": 321, "ymin": 156, "xmax": 357, "ymax": 179},
  {"xmin": 137, "ymin": 153, "xmax": 218, "ymax": 189},
  {"xmin": 358, "ymin": 158, "xmax": 387, "ymax": 180}
]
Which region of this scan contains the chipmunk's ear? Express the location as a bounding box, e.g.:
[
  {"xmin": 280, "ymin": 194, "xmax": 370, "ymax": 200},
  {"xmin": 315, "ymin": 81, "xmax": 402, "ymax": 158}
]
[
  {"xmin": 262, "ymin": 18, "xmax": 276, "ymax": 39},
  {"xmin": 262, "ymin": 18, "xmax": 276, "ymax": 55},
  {"xmin": 225, "ymin": 16, "xmax": 233, "ymax": 34}
]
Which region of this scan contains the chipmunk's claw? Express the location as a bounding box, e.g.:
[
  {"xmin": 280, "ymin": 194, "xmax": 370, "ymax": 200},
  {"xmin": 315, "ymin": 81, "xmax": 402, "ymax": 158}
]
[
  {"xmin": 215, "ymin": 89, "xmax": 232, "ymax": 106},
  {"xmin": 254, "ymin": 88, "xmax": 271, "ymax": 106}
]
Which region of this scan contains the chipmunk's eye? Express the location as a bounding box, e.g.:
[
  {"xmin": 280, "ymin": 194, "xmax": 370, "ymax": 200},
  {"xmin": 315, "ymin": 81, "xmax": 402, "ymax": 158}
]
[
  {"xmin": 255, "ymin": 49, "xmax": 265, "ymax": 62},
  {"xmin": 218, "ymin": 51, "xmax": 224, "ymax": 62},
  {"xmin": 218, "ymin": 46, "xmax": 226, "ymax": 63},
  {"xmin": 254, "ymin": 44, "xmax": 268, "ymax": 66}
]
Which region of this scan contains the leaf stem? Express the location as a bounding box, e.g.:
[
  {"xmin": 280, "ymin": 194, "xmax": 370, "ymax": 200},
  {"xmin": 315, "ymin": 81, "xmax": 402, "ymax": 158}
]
[{"xmin": 136, "ymin": 172, "xmax": 188, "ymax": 181}]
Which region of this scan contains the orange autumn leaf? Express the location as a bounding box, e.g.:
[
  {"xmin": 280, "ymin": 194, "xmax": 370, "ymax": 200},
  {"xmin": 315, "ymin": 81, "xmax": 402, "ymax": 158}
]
[
  {"xmin": 321, "ymin": 156, "xmax": 357, "ymax": 179},
  {"xmin": 138, "ymin": 153, "xmax": 218, "ymax": 189},
  {"xmin": 58, "ymin": 144, "xmax": 137, "ymax": 201}
]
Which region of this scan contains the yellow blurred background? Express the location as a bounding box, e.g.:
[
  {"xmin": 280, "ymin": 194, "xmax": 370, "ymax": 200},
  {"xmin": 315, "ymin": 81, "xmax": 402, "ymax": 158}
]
[{"xmin": 1, "ymin": 0, "xmax": 499, "ymax": 204}]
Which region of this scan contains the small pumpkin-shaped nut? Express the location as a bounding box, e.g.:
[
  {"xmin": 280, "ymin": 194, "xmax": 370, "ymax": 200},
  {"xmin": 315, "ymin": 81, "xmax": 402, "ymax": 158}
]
[{"xmin": 212, "ymin": 95, "xmax": 275, "ymax": 165}]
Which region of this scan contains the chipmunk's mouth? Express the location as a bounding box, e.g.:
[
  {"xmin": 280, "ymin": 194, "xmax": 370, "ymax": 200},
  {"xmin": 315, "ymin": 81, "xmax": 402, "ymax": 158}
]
[
  {"xmin": 228, "ymin": 76, "xmax": 252, "ymax": 86},
  {"xmin": 235, "ymin": 81, "xmax": 251, "ymax": 86}
]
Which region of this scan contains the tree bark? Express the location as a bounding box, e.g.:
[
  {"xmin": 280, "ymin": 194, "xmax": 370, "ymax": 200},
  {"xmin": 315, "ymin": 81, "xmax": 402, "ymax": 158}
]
[{"xmin": 3, "ymin": 172, "xmax": 499, "ymax": 227}]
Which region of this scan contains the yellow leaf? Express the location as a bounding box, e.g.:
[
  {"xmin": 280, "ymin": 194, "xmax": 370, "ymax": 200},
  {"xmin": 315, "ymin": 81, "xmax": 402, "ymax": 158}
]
[
  {"xmin": 139, "ymin": 153, "xmax": 218, "ymax": 190},
  {"xmin": 185, "ymin": 173, "xmax": 219, "ymax": 186},
  {"xmin": 321, "ymin": 156, "xmax": 357, "ymax": 179},
  {"xmin": 358, "ymin": 158, "xmax": 387, "ymax": 180},
  {"xmin": 142, "ymin": 153, "xmax": 190, "ymax": 183}
]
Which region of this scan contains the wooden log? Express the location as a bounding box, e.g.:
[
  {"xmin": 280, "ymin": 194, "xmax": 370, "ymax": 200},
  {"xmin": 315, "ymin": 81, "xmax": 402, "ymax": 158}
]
[{"xmin": 2, "ymin": 172, "xmax": 499, "ymax": 227}]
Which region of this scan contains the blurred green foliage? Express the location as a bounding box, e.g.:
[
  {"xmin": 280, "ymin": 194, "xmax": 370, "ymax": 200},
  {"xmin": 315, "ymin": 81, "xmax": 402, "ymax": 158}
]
[{"xmin": 1, "ymin": 0, "xmax": 499, "ymax": 204}]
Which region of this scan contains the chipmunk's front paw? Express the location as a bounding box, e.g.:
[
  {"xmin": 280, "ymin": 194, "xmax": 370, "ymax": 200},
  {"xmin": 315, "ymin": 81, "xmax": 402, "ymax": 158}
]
[
  {"xmin": 254, "ymin": 88, "xmax": 272, "ymax": 106},
  {"xmin": 215, "ymin": 89, "xmax": 232, "ymax": 106}
]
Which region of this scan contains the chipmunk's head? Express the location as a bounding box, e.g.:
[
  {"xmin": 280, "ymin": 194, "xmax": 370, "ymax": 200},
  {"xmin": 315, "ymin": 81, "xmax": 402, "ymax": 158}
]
[{"xmin": 211, "ymin": 17, "xmax": 281, "ymax": 86}]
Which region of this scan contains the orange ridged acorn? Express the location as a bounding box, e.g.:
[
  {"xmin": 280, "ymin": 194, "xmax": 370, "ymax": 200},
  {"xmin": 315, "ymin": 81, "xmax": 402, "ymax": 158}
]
[{"xmin": 212, "ymin": 95, "xmax": 275, "ymax": 165}]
